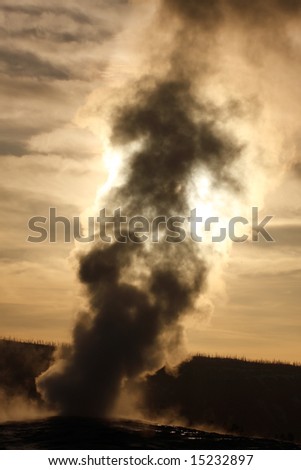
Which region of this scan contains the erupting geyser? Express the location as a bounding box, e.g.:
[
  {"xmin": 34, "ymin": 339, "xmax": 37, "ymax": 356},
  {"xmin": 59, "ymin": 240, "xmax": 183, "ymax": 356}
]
[{"xmin": 37, "ymin": 0, "xmax": 300, "ymax": 418}]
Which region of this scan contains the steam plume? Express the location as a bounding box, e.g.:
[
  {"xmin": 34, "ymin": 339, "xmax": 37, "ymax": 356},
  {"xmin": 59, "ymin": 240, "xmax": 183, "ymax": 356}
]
[{"xmin": 37, "ymin": 0, "xmax": 300, "ymax": 417}]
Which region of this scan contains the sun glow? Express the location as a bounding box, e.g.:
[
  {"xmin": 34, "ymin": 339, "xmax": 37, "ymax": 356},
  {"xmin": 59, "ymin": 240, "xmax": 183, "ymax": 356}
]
[{"xmin": 96, "ymin": 146, "xmax": 122, "ymax": 200}]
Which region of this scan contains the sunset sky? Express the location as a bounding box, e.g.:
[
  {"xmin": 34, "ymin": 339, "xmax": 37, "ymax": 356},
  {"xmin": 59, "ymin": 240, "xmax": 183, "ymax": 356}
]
[{"xmin": 0, "ymin": 0, "xmax": 301, "ymax": 364}]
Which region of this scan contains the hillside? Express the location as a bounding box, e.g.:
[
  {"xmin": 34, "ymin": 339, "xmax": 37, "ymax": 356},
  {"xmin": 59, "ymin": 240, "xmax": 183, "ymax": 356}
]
[
  {"xmin": 141, "ymin": 355, "xmax": 301, "ymax": 443},
  {"xmin": 0, "ymin": 338, "xmax": 54, "ymax": 401},
  {"xmin": 1, "ymin": 338, "xmax": 301, "ymax": 443}
]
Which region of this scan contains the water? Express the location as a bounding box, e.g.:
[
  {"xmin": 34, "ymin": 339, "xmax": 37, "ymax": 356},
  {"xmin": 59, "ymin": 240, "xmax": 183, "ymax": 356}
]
[{"xmin": 0, "ymin": 417, "xmax": 299, "ymax": 450}]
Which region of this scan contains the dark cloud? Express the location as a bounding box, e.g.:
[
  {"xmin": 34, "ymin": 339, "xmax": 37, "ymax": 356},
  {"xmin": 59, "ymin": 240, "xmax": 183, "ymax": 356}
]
[
  {"xmin": 254, "ymin": 224, "xmax": 301, "ymax": 248},
  {"xmin": 0, "ymin": 120, "xmax": 42, "ymax": 157},
  {"xmin": 0, "ymin": 5, "xmax": 93, "ymax": 25},
  {"xmin": 0, "ymin": 27, "xmax": 112, "ymax": 44},
  {"xmin": 292, "ymin": 162, "xmax": 301, "ymax": 178},
  {"xmin": 163, "ymin": 0, "xmax": 224, "ymax": 28},
  {"xmin": 0, "ymin": 0, "xmax": 130, "ymax": 163},
  {"xmin": 0, "ymin": 22, "xmax": 114, "ymax": 45},
  {"xmin": 0, "ymin": 2, "xmax": 124, "ymax": 45},
  {"xmin": 0, "ymin": 47, "xmax": 69, "ymax": 80},
  {"xmin": 0, "ymin": 140, "xmax": 28, "ymax": 157},
  {"xmin": 164, "ymin": 0, "xmax": 301, "ymax": 26},
  {"xmin": 0, "ymin": 75, "xmax": 64, "ymax": 99},
  {"xmin": 0, "ymin": 119, "xmax": 60, "ymax": 158},
  {"xmin": 0, "ymin": 249, "xmax": 27, "ymax": 262},
  {"xmin": 230, "ymin": 0, "xmax": 301, "ymax": 19},
  {"xmin": 275, "ymin": 225, "xmax": 301, "ymax": 247}
]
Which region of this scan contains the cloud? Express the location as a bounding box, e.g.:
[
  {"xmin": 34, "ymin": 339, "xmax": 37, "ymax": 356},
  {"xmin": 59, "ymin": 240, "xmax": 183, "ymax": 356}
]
[
  {"xmin": 0, "ymin": 120, "xmax": 49, "ymax": 157},
  {"xmin": 0, "ymin": 47, "xmax": 70, "ymax": 80},
  {"xmin": 0, "ymin": 74, "xmax": 101, "ymax": 158},
  {"xmin": 0, "ymin": 27, "xmax": 112, "ymax": 45},
  {"xmin": 163, "ymin": 0, "xmax": 224, "ymax": 29},
  {"xmin": 292, "ymin": 161, "xmax": 301, "ymax": 177},
  {"xmin": 0, "ymin": 140, "xmax": 28, "ymax": 158},
  {"xmin": 0, "ymin": 4, "xmax": 93, "ymax": 24},
  {"xmin": 163, "ymin": 0, "xmax": 301, "ymax": 25},
  {"xmin": 28, "ymin": 127, "xmax": 101, "ymax": 160},
  {"xmin": 0, "ymin": 1, "xmax": 127, "ymax": 48},
  {"xmin": 0, "ymin": 0, "xmax": 132, "ymax": 159}
]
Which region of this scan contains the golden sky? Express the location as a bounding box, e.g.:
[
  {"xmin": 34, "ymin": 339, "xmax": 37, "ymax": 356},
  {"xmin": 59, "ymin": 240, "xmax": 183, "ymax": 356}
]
[{"xmin": 0, "ymin": 0, "xmax": 301, "ymax": 363}]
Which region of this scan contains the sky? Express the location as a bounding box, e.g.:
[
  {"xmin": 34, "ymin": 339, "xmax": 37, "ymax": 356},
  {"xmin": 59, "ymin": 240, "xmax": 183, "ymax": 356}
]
[{"xmin": 0, "ymin": 0, "xmax": 301, "ymax": 364}]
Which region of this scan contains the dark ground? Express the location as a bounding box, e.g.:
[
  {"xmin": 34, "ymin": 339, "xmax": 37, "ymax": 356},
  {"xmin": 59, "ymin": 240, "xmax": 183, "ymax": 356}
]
[
  {"xmin": 0, "ymin": 338, "xmax": 301, "ymax": 448},
  {"xmin": 0, "ymin": 416, "xmax": 299, "ymax": 450}
]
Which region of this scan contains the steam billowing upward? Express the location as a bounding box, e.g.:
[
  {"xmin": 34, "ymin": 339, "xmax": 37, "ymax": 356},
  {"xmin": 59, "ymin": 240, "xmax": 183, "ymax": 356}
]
[
  {"xmin": 37, "ymin": 74, "xmax": 242, "ymax": 415},
  {"xmin": 37, "ymin": 0, "xmax": 300, "ymax": 417}
]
